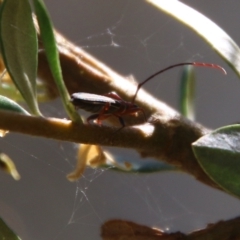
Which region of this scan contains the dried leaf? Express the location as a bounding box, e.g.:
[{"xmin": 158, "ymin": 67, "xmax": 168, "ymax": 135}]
[
  {"xmin": 0, "ymin": 153, "xmax": 20, "ymax": 180},
  {"xmin": 67, "ymin": 144, "xmax": 108, "ymax": 181}
]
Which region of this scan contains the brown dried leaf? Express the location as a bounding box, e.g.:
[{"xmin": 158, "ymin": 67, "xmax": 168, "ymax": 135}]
[{"xmin": 101, "ymin": 220, "xmax": 184, "ymax": 240}]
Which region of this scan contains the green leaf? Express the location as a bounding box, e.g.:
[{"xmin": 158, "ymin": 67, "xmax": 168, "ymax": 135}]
[
  {"xmin": 0, "ymin": 95, "xmax": 30, "ymax": 115},
  {"xmin": 0, "ymin": 0, "xmax": 40, "ymax": 115},
  {"xmin": 147, "ymin": 0, "xmax": 240, "ymax": 78},
  {"xmin": 0, "ymin": 217, "xmax": 21, "ymax": 240},
  {"xmin": 33, "ymin": 0, "xmax": 80, "ymax": 122},
  {"xmin": 192, "ymin": 125, "xmax": 240, "ymax": 198},
  {"xmin": 179, "ymin": 65, "xmax": 196, "ymax": 120}
]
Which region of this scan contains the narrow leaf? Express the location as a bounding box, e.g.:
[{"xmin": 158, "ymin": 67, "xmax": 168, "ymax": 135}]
[
  {"xmin": 192, "ymin": 125, "xmax": 240, "ymax": 198},
  {"xmin": 0, "ymin": 95, "xmax": 30, "ymax": 115},
  {"xmin": 33, "ymin": 0, "xmax": 80, "ymax": 121},
  {"xmin": 147, "ymin": 0, "xmax": 240, "ymax": 78},
  {"xmin": 0, "ymin": 0, "xmax": 40, "ymax": 115},
  {"xmin": 0, "ymin": 217, "xmax": 21, "ymax": 240},
  {"xmin": 102, "ymin": 158, "xmax": 176, "ymax": 173},
  {"xmin": 179, "ymin": 65, "xmax": 195, "ymax": 120}
]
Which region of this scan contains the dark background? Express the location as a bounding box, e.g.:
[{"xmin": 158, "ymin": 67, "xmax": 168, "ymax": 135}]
[{"xmin": 1, "ymin": 1, "xmax": 240, "ymax": 239}]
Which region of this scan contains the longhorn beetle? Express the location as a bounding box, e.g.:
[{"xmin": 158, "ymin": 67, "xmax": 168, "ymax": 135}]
[{"xmin": 71, "ymin": 62, "xmax": 226, "ymax": 126}]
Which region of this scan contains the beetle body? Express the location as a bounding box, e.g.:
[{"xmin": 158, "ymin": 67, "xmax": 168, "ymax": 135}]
[
  {"xmin": 71, "ymin": 93, "xmax": 119, "ymax": 113},
  {"xmin": 71, "ymin": 92, "xmax": 144, "ymax": 126}
]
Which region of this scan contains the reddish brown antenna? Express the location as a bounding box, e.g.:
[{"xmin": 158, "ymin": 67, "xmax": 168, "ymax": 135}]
[{"xmin": 131, "ymin": 62, "xmax": 226, "ymax": 103}]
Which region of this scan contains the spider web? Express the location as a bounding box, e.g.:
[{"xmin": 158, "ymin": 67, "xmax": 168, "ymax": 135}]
[{"xmin": 1, "ymin": 1, "xmax": 240, "ymax": 240}]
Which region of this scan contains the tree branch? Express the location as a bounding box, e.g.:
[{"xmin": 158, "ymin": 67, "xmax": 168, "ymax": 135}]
[
  {"xmin": 39, "ymin": 30, "xmax": 221, "ymax": 190},
  {"xmin": 0, "ymin": 28, "xmax": 222, "ymax": 190},
  {"xmin": 0, "ymin": 102, "xmax": 219, "ymax": 192}
]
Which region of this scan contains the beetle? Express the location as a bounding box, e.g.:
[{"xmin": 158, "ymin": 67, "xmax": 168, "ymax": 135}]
[
  {"xmin": 71, "ymin": 62, "xmax": 226, "ymax": 126},
  {"xmin": 71, "ymin": 92, "xmax": 145, "ymax": 127}
]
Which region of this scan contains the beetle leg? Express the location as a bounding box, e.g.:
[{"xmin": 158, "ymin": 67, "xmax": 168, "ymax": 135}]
[
  {"xmin": 85, "ymin": 103, "xmax": 110, "ymax": 124},
  {"xmin": 87, "ymin": 112, "xmax": 125, "ymax": 127},
  {"xmin": 138, "ymin": 108, "xmax": 147, "ymax": 122},
  {"xmin": 87, "ymin": 112, "xmax": 112, "ymax": 125},
  {"xmin": 87, "ymin": 114, "xmax": 101, "ymax": 125},
  {"xmin": 117, "ymin": 116, "xmax": 125, "ymax": 127},
  {"xmin": 87, "ymin": 114, "xmax": 108, "ymax": 125}
]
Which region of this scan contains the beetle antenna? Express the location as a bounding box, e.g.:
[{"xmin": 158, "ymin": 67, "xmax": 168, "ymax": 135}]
[{"xmin": 131, "ymin": 62, "xmax": 226, "ymax": 103}]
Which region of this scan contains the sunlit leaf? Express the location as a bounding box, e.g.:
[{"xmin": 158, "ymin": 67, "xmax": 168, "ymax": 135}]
[
  {"xmin": 192, "ymin": 125, "xmax": 240, "ymax": 198},
  {"xmin": 33, "ymin": 0, "xmax": 80, "ymax": 121},
  {"xmin": 179, "ymin": 65, "xmax": 195, "ymax": 120},
  {"xmin": 0, "ymin": 95, "xmax": 29, "ymax": 137},
  {"xmin": 0, "ymin": 0, "xmax": 40, "ymax": 115},
  {"xmin": 0, "ymin": 95, "xmax": 30, "ymax": 115},
  {"xmin": 0, "ymin": 217, "xmax": 21, "ymax": 240},
  {"xmin": 147, "ymin": 0, "xmax": 240, "ymax": 78}
]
